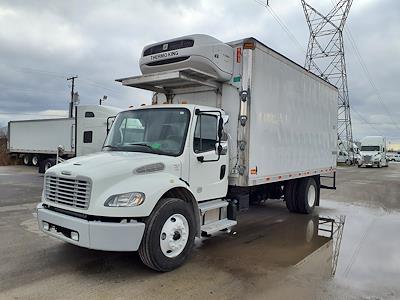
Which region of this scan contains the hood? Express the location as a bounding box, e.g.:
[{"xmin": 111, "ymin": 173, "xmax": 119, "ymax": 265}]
[
  {"xmin": 46, "ymin": 151, "xmax": 182, "ymax": 180},
  {"xmin": 360, "ymin": 151, "xmax": 380, "ymax": 156}
]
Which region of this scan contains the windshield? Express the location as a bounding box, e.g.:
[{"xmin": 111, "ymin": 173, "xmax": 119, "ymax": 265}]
[
  {"xmin": 361, "ymin": 146, "xmax": 380, "ymax": 151},
  {"xmin": 104, "ymin": 108, "xmax": 190, "ymax": 156}
]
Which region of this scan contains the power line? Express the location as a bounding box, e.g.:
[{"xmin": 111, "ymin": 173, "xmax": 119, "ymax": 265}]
[
  {"xmin": 351, "ymin": 106, "xmax": 383, "ymax": 136},
  {"xmin": 0, "ymin": 111, "xmax": 67, "ymax": 117},
  {"xmin": 331, "ymin": 0, "xmax": 400, "ymax": 132},
  {"xmin": 253, "ymin": 0, "xmax": 305, "ymax": 53},
  {"xmin": 345, "ymin": 31, "xmax": 400, "ymax": 131},
  {"xmin": 2, "ymin": 63, "xmax": 126, "ymax": 98}
]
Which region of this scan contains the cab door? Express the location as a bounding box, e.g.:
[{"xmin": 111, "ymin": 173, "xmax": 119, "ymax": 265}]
[{"xmin": 189, "ymin": 110, "xmax": 228, "ymax": 201}]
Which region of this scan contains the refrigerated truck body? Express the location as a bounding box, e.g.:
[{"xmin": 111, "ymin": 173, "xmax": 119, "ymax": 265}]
[
  {"xmin": 37, "ymin": 34, "xmax": 338, "ymax": 271},
  {"xmin": 8, "ymin": 105, "xmax": 120, "ymax": 171}
]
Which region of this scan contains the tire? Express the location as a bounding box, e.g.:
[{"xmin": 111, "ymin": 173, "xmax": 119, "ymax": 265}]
[
  {"xmin": 285, "ymin": 180, "xmax": 298, "ymax": 213},
  {"xmin": 345, "ymin": 159, "xmax": 351, "ymax": 166},
  {"xmin": 23, "ymin": 155, "xmax": 31, "ymax": 166},
  {"xmin": 296, "ymin": 177, "xmax": 318, "ymax": 214},
  {"xmin": 139, "ymin": 198, "xmax": 196, "ymax": 272},
  {"xmin": 357, "ymin": 164, "xmax": 361, "ymax": 168},
  {"xmin": 31, "ymin": 155, "xmax": 39, "ymax": 167},
  {"xmin": 378, "ymin": 161, "xmax": 382, "ymax": 168},
  {"xmin": 44, "ymin": 158, "xmax": 56, "ymax": 172}
]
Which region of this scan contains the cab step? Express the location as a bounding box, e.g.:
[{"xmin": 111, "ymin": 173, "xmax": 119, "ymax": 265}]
[
  {"xmin": 198, "ymin": 199, "xmax": 228, "ymax": 214},
  {"xmin": 201, "ymin": 219, "xmax": 237, "ymax": 235}
]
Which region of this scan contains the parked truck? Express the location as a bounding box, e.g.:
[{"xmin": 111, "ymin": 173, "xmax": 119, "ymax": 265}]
[
  {"xmin": 37, "ymin": 34, "xmax": 338, "ymax": 271},
  {"xmin": 358, "ymin": 136, "xmax": 388, "ymax": 168},
  {"xmin": 8, "ymin": 105, "xmax": 120, "ymax": 172}
]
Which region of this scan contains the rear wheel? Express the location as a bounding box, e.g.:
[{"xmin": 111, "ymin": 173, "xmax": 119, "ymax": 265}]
[
  {"xmin": 139, "ymin": 198, "xmax": 195, "ymax": 272},
  {"xmin": 22, "ymin": 155, "xmax": 31, "ymax": 166},
  {"xmin": 285, "ymin": 180, "xmax": 298, "ymax": 213},
  {"xmin": 44, "ymin": 158, "xmax": 56, "ymax": 172},
  {"xmin": 31, "ymin": 155, "xmax": 39, "ymax": 167},
  {"xmin": 297, "ymin": 177, "xmax": 318, "ymax": 214}
]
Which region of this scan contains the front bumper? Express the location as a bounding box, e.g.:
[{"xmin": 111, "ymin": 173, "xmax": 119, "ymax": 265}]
[
  {"xmin": 360, "ymin": 161, "xmax": 379, "ymax": 167},
  {"xmin": 37, "ymin": 203, "xmax": 145, "ymax": 251}
]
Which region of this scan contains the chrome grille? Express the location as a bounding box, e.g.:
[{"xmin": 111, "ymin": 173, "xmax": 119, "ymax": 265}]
[
  {"xmin": 45, "ymin": 175, "xmax": 91, "ymax": 209},
  {"xmin": 364, "ymin": 155, "xmax": 372, "ymax": 163}
]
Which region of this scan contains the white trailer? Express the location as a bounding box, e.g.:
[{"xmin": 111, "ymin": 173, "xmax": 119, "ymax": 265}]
[
  {"xmin": 8, "ymin": 105, "xmax": 120, "ymax": 172},
  {"xmin": 358, "ymin": 136, "xmax": 388, "ymax": 168},
  {"xmin": 37, "ymin": 34, "xmax": 338, "ymax": 271}
]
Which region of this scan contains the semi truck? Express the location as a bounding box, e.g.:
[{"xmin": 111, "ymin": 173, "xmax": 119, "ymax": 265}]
[
  {"xmin": 37, "ymin": 34, "xmax": 338, "ymax": 271},
  {"xmin": 8, "ymin": 105, "xmax": 120, "ymax": 172},
  {"xmin": 358, "ymin": 136, "xmax": 388, "ymax": 168}
]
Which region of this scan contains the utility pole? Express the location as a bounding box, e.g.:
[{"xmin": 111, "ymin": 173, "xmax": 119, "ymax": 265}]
[
  {"xmin": 67, "ymin": 76, "xmax": 78, "ymax": 118},
  {"xmin": 301, "ymin": 0, "xmax": 354, "ymax": 161}
]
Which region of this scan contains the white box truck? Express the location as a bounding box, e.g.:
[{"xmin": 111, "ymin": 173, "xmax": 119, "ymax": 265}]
[
  {"xmin": 358, "ymin": 136, "xmax": 388, "ymax": 168},
  {"xmin": 37, "ymin": 34, "xmax": 338, "ymax": 271},
  {"xmin": 8, "ymin": 105, "xmax": 120, "ymax": 172}
]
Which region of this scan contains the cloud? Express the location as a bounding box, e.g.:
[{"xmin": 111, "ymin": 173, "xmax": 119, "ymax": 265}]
[{"xmin": 0, "ymin": 0, "xmax": 399, "ymax": 144}]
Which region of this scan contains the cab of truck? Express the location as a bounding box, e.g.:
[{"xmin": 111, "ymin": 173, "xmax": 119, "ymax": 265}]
[
  {"xmin": 359, "ymin": 136, "xmax": 388, "ymax": 168},
  {"xmin": 37, "ymin": 103, "xmax": 232, "ymax": 271}
]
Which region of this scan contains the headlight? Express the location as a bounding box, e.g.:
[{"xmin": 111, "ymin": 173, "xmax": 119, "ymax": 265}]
[{"xmin": 104, "ymin": 192, "xmax": 145, "ymax": 207}]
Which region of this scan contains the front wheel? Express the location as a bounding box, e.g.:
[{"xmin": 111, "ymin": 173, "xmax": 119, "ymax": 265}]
[{"xmin": 139, "ymin": 198, "xmax": 195, "ymax": 272}]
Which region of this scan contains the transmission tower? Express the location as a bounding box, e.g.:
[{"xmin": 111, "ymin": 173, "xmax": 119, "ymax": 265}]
[{"xmin": 301, "ymin": 0, "xmax": 353, "ymax": 155}]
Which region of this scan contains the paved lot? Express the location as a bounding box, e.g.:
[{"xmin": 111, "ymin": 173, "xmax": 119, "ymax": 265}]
[{"xmin": 0, "ymin": 164, "xmax": 400, "ymax": 299}]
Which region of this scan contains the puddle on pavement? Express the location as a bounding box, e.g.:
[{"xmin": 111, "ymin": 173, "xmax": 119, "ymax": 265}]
[{"xmin": 193, "ymin": 200, "xmax": 400, "ymax": 299}]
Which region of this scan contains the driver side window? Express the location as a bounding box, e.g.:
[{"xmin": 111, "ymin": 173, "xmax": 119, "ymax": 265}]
[{"xmin": 193, "ymin": 114, "xmax": 217, "ymax": 153}]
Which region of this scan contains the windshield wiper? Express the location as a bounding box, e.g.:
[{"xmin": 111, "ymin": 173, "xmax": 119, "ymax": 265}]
[
  {"xmin": 128, "ymin": 143, "xmax": 164, "ymax": 154},
  {"xmin": 128, "ymin": 143, "xmax": 155, "ymax": 150},
  {"xmin": 103, "ymin": 144, "xmax": 119, "ymax": 150}
]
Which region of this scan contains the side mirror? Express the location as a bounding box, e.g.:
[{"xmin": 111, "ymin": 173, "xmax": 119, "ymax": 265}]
[
  {"xmin": 57, "ymin": 145, "xmax": 65, "ymax": 156},
  {"xmin": 107, "ymin": 116, "xmax": 116, "ymax": 134},
  {"xmin": 218, "ymin": 118, "xmax": 223, "ymax": 140},
  {"xmin": 215, "ymin": 142, "xmax": 228, "ymax": 155}
]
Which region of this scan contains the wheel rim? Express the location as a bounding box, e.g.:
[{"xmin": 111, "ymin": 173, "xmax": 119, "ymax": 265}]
[
  {"xmin": 23, "ymin": 156, "xmax": 29, "ymax": 165},
  {"xmin": 32, "ymin": 156, "xmax": 38, "ymax": 166},
  {"xmin": 160, "ymin": 213, "xmax": 189, "ymax": 258},
  {"xmin": 307, "ymin": 184, "xmax": 316, "ymax": 208}
]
